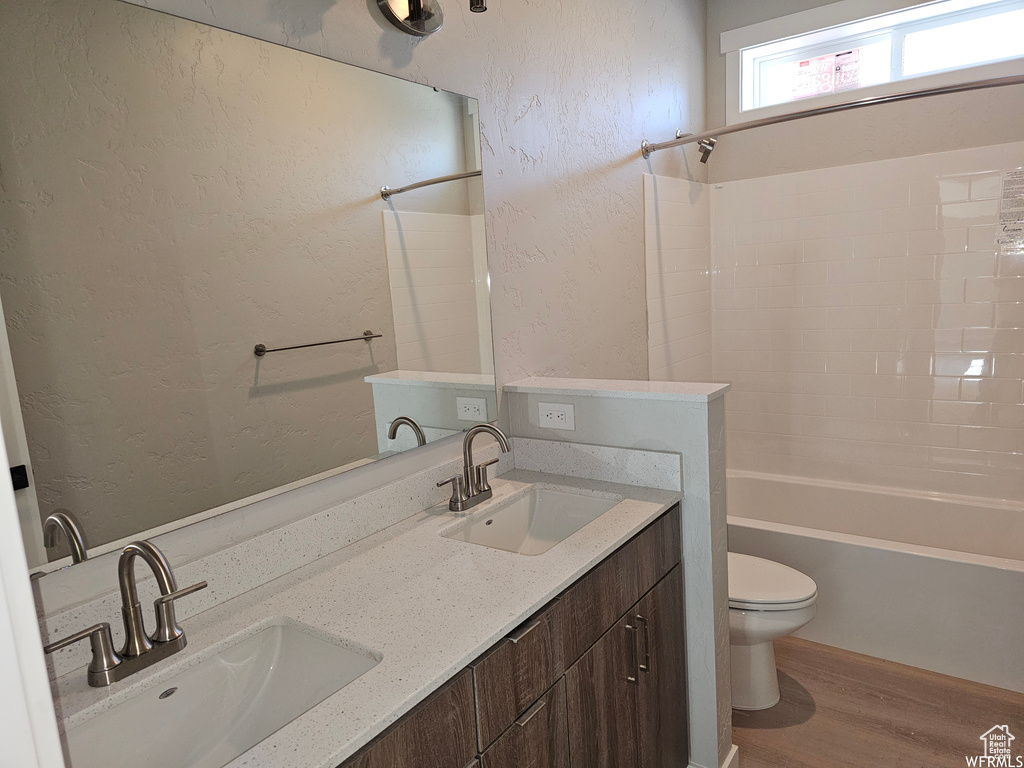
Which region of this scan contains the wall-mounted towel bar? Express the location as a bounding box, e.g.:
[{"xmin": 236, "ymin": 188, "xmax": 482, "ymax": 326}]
[
  {"xmin": 381, "ymin": 170, "xmax": 482, "ymax": 200},
  {"xmin": 254, "ymin": 330, "xmax": 382, "ymax": 357}
]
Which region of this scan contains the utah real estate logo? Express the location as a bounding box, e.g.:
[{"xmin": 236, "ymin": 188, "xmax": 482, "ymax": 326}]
[{"xmin": 967, "ymin": 726, "xmax": 1023, "ymax": 767}]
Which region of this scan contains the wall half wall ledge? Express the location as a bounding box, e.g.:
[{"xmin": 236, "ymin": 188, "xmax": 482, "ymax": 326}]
[
  {"xmin": 502, "ymin": 375, "xmax": 733, "ymax": 768},
  {"xmin": 503, "ymin": 377, "xmax": 730, "ymax": 402}
]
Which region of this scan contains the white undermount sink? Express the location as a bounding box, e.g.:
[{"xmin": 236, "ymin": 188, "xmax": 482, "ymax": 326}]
[
  {"xmin": 64, "ymin": 621, "xmax": 379, "ymax": 768},
  {"xmin": 444, "ymin": 485, "xmax": 623, "ymax": 555}
]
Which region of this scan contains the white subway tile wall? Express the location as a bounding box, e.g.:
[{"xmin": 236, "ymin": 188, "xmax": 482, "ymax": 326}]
[
  {"xmin": 383, "ymin": 211, "xmax": 491, "ymax": 374},
  {"xmin": 710, "ymin": 142, "xmax": 1024, "ymax": 502},
  {"xmin": 644, "ymin": 174, "xmax": 713, "ymax": 382}
]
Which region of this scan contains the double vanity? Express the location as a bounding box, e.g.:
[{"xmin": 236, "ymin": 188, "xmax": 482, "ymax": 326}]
[{"xmin": 47, "ymin": 453, "xmax": 685, "ymax": 768}]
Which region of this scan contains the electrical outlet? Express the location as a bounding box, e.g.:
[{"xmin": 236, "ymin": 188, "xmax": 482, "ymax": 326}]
[
  {"xmin": 538, "ymin": 402, "xmax": 575, "ymax": 430},
  {"xmin": 457, "ymin": 397, "xmax": 488, "ymax": 421}
]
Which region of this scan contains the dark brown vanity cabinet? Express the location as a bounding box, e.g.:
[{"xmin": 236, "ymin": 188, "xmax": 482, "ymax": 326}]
[
  {"xmin": 480, "ymin": 678, "xmax": 570, "ymax": 768},
  {"xmin": 338, "ymin": 505, "xmax": 684, "ymax": 768},
  {"xmin": 564, "ymin": 612, "xmax": 641, "ymax": 768},
  {"xmin": 635, "ymin": 567, "xmax": 688, "ymax": 768},
  {"xmin": 564, "ymin": 565, "xmax": 688, "ymax": 768},
  {"xmin": 341, "ymin": 669, "xmax": 478, "ymax": 768},
  {"xmin": 472, "ymin": 597, "xmax": 565, "ymax": 749}
]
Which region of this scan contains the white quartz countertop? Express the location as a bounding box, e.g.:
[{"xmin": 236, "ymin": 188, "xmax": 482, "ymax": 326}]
[
  {"xmin": 364, "ymin": 370, "xmax": 496, "ymax": 390},
  {"xmin": 504, "ymin": 376, "xmax": 730, "ymax": 402},
  {"xmin": 53, "ymin": 470, "xmax": 680, "ymax": 768}
]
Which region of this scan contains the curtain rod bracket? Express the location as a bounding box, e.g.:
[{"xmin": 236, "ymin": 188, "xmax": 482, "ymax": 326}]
[
  {"xmin": 698, "ymin": 138, "xmax": 717, "ymax": 164},
  {"xmin": 642, "ymin": 129, "xmax": 688, "ymax": 160}
]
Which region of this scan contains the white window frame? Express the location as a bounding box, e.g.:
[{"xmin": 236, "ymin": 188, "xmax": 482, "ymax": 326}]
[{"xmin": 722, "ymin": 0, "xmax": 1024, "ymax": 126}]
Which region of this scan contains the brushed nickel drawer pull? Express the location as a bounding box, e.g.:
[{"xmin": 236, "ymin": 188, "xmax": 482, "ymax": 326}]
[
  {"xmin": 625, "ymin": 623, "xmax": 639, "ymax": 683},
  {"xmin": 507, "ymin": 616, "xmax": 542, "ymax": 644},
  {"xmin": 635, "ymin": 614, "xmax": 651, "ymax": 673},
  {"xmin": 515, "ymin": 698, "xmax": 546, "ymax": 727}
]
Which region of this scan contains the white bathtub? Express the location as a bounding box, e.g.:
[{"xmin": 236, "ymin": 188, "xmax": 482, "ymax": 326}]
[{"xmin": 726, "ymin": 471, "xmax": 1024, "ymax": 693}]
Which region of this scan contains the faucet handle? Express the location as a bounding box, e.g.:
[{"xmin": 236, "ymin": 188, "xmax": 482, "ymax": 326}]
[
  {"xmin": 44, "ymin": 622, "xmax": 121, "ymax": 677},
  {"xmin": 474, "ymin": 458, "xmax": 500, "ymax": 493},
  {"xmin": 152, "ymin": 581, "xmax": 207, "ymax": 644},
  {"xmin": 437, "ymin": 474, "xmax": 469, "ymax": 508}
]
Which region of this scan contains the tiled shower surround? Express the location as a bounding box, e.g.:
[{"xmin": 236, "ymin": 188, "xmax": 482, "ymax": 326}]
[
  {"xmin": 645, "ymin": 174, "xmax": 713, "ymax": 383},
  {"xmin": 646, "ymin": 142, "xmax": 1024, "ymax": 503},
  {"xmin": 383, "ymin": 211, "xmax": 493, "ymax": 374}
]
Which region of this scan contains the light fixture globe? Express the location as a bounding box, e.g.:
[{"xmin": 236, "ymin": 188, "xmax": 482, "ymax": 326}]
[{"xmin": 377, "ymin": 0, "xmax": 443, "ymax": 36}]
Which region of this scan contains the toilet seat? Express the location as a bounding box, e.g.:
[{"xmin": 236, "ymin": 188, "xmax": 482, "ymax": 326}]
[{"xmin": 728, "ymin": 552, "xmax": 817, "ymax": 612}]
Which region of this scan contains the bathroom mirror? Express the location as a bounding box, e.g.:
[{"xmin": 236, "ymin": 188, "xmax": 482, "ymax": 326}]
[{"xmin": 0, "ymin": 0, "xmax": 496, "ymax": 570}]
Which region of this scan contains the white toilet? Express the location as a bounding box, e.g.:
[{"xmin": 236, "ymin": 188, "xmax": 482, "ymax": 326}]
[{"xmin": 728, "ymin": 552, "xmax": 818, "ymax": 710}]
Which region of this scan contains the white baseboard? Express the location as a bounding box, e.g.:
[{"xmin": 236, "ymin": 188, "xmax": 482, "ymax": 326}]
[{"xmin": 686, "ymin": 744, "xmax": 739, "ymax": 768}]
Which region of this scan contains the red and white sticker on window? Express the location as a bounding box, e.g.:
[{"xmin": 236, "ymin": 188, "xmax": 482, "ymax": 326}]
[{"xmin": 792, "ymin": 49, "xmax": 861, "ymax": 100}]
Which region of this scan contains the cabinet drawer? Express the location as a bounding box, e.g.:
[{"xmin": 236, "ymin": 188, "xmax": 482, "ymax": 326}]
[
  {"xmin": 481, "ymin": 678, "xmax": 570, "ymax": 768},
  {"xmin": 633, "ymin": 505, "xmax": 682, "ymax": 600},
  {"xmin": 340, "ymin": 669, "xmax": 477, "ymax": 768},
  {"xmin": 472, "ymin": 598, "xmax": 564, "ymax": 750},
  {"xmin": 558, "ymin": 505, "xmax": 680, "ymax": 667}
]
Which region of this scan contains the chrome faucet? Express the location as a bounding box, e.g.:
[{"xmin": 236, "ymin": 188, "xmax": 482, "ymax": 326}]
[
  {"xmin": 43, "ymin": 509, "xmax": 88, "ymax": 563},
  {"xmin": 437, "ymin": 423, "xmax": 511, "ymax": 512},
  {"xmin": 43, "ymin": 539, "xmax": 206, "ymax": 687},
  {"xmin": 388, "ymin": 415, "xmax": 426, "ymax": 446}
]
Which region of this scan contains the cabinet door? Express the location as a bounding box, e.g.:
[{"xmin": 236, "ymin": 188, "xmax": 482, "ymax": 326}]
[
  {"xmin": 634, "ymin": 506, "xmax": 682, "ymax": 598},
  {"xmin": 557, "ymin": 505, "xmax": 680, "ymax": 668},
  {"xmin": 481, "ymin": 678, "xmax": 569, "ymax": 768},
  {"xmin": 557, "ymin": 539, "xmax": 639, "ymax": 669},
  {"xmin": 564, "ymin": 615, "xmax": 640, "ymax": 768},
  {"xmin": 635, "ymin": 566, "xmax": 688, "ymax": 768},
  {"xmin": 341, "ymin": 669, "xmax": 478, "ymax": 768}
]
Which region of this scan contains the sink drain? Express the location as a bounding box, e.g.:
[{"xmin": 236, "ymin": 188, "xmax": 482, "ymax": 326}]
[{"xmin": 159, "ymin": 687, "xmax": 177, "ymax": 700}]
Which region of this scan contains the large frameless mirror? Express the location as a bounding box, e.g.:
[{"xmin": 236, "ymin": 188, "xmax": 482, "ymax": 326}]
[{"xmin": 0, "ymin": 0, "xmax": 496, "ymax": 571}]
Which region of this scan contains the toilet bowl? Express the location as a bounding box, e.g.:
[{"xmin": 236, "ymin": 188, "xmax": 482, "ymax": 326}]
[{"xmin": 728, "ymin": 552, "xmax": 817, "ymax": 710}]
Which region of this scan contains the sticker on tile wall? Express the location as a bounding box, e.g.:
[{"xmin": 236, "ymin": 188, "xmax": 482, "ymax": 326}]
[{"xmin": 997, "ymin": 168, "xmax": 1024, "ymax": 255}]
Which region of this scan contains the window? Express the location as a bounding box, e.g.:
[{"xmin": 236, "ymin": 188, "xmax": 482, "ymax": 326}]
[{"xmin": 739, "ymin": 0, "xmax": 1024, "ymax": 113}]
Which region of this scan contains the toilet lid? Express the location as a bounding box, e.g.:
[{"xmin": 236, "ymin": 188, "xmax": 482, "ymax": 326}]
[{"xmin": 728, "ymin": 552, "xmax": 817, "ymax": 610}]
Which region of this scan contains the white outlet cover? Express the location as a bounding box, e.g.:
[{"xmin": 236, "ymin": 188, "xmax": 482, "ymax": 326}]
[
  {"xmin": 538, "ymin": 402, "xmax": 575, "ymax": 431},
  {"xmin": 457, "ymin": 397, "xmax": 488, "ymax": 421}
]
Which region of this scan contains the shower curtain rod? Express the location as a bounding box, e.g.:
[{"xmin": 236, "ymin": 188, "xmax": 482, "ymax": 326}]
[
  {"xmin": 380, "ymin": 170, "xmax": 482, "ymax": 200},
  {"xmin": 641, "ymin": 72, "xmax": 1024, "ymax": 162}
]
